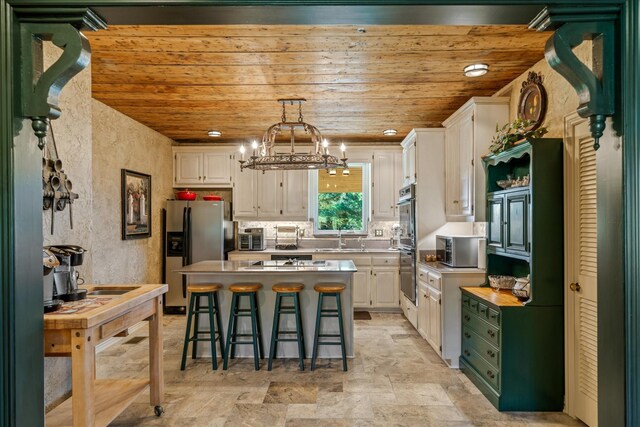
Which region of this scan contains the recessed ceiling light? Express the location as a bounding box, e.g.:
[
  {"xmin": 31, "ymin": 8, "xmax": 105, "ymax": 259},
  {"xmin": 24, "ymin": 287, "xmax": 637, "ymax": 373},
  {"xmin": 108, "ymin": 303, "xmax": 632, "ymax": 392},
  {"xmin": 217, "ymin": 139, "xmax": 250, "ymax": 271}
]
[
  {"xmin": 207, "ymin": 130, "xmax": 222, "ymax": 137},
  {"xmin": 383, "ymin": 129, "xmax": 398, "ymax": 136},
  {"xmin": 463, "ymin": 63, "xmax": 489, "ymax": 77}
]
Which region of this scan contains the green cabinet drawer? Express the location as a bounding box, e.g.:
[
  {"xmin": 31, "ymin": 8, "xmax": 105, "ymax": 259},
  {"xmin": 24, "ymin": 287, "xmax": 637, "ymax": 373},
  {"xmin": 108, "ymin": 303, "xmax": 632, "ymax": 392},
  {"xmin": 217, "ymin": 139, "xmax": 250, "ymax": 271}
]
[
  {"xmin": 462, "ymin": 326, "xmax": 500, "ymax": 369},
  {"xmin": 461, "ymin": 346, "xmax": 500, "ymax": 391},
  {"xmin": 463, "ymin": 307, "xmax": 500, "ymax": 347},
  {"xmin": 469, "ymin": 299, "xmax": 479, "ymax": 312},
  {"xmin": 462, "ymin": 294, "xmax": 470, "ymax": 308},
  {"xmin": 487, "ymin": 308, "xmax": 500, "ymax": 327}
]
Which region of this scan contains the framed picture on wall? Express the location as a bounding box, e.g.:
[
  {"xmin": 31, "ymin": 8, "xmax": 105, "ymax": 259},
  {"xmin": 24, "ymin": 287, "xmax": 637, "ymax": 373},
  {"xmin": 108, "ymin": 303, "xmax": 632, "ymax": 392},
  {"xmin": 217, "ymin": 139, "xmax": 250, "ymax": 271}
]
[{"xmin": 121, "ymin": 169, "xmax": 152, "ymax": 240}]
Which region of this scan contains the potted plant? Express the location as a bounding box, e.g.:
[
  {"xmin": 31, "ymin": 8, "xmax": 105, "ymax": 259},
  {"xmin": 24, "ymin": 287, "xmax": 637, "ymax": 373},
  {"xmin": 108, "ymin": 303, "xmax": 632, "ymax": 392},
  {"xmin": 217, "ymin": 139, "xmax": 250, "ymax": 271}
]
[{"xmin": 489, "ymin": 118, "xmax": 548, "ymax": 154}]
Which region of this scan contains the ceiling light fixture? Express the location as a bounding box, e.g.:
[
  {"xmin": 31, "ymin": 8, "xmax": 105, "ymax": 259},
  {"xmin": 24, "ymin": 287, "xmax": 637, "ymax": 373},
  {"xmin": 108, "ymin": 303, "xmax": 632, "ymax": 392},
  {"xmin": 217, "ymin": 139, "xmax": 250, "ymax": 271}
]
[
  {"xmin": 238, "ymin": 99, "xmax": 348, "ymax": 171},
  {"xmin": 383, "ymin": 129, "xmax": 397, "ymax": 136},
  {"xmin": 463, "ymin": 63, "xmax": 489, "ymax": 77},
  {"xmin": 207, "ymin": 130, "xmax": 222, "ymax": 137}
]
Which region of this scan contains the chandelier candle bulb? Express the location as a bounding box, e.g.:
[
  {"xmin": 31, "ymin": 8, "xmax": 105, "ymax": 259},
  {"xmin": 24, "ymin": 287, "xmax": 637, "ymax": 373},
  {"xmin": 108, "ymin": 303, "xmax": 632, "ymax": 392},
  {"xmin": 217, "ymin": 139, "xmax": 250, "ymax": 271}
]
[
  {"xmin": 340, "ymin": 143, "xmax": 346, "ymax": 158},
  {"xmin": 322, "ymin": 139, "xmax": 329, "ymax": 155},
  {"xmin": 239, "ymin": 144, "xmax": 246, "ymax": 161},
  {"xmin": 251, "ymin": 140, "xmax": 259, "ymax": 158}
]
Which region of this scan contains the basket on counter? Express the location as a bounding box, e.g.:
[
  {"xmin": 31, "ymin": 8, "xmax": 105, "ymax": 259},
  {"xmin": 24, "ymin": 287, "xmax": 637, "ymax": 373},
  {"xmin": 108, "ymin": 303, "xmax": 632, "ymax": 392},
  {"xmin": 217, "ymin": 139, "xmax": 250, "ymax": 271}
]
[{"xmin": 488, "ymin": 275, "xmax": 517, "ymax": 291}]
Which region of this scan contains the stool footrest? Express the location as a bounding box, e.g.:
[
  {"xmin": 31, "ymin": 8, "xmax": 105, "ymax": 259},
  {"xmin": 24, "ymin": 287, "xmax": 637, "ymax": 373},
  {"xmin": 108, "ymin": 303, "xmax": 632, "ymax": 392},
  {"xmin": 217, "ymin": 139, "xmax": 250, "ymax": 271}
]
[
  {"xmin": 230, "ymin": 340, "xmax": 256, "ymax": 345},
  {"xmin": 318, "ymin": 334, "xmax": 341, "ymax": 338},
  {"xmin": 316, "ymin": 341, "xmax": 342, "ymax": 346},
  {"xmin": 192, "ymin": 309, "xmax": 218, "ymax": 314},
  {"xmin": 274, "ymin": 338, "xmax": 300, "ymax": 343}
]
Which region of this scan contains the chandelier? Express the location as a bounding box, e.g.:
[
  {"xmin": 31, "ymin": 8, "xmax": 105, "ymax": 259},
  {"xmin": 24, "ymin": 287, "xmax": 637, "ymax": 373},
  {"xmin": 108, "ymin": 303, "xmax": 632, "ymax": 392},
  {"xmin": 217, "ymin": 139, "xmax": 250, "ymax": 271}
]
[{"xmin": 238, "ymin": 99, "xmax": 348, "ymax": 171}]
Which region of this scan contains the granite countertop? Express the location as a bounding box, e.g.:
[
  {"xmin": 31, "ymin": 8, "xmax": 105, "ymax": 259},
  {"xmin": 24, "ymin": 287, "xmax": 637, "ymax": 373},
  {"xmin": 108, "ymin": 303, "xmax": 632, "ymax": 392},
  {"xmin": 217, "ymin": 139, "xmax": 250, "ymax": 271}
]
[
  {"xmin": 229, "ymin": 247, "xmax": 400, "ymax": 255},
  {"xmin": 418, "ymin": 261, "xmax": 486, "ymax": 274},
  {"xmin": 176, "ymin": 260, "xmax": 357, "ymax": 274}
]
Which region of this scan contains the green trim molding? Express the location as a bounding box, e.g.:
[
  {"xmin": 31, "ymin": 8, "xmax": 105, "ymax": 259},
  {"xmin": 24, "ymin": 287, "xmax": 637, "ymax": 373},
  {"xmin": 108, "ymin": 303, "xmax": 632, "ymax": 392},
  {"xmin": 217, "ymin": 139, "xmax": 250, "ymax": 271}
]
[{"xmin": 530, "ymin": 6, "xmax": 618, "ymax": 150}]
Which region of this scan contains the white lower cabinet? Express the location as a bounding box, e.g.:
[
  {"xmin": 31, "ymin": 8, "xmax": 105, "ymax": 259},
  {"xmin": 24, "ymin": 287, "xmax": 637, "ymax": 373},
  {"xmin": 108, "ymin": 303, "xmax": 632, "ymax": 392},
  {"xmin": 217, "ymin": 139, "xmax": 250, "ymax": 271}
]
[
  {"xmin": 372, "ymin": 268, "xmax": 400, "ymax": 307},
  {"xmin": 417, "ymin": 263, "xmax": 485, "ymax": 368},
  {"xmin": 401, "ymin": 294, "xmax": 418, "ymax": 329},
  {"xmin": 352, "ymin": 270, "xmax": 371, "ymax": 307}
]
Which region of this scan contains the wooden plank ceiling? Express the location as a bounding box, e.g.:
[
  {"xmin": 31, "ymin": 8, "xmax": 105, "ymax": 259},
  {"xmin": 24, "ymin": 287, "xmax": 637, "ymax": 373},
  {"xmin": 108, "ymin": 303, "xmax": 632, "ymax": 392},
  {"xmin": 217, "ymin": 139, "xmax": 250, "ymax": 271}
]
[{"xmin": 87, "ymin": 25, "xmax": 550, "ymax": 144}]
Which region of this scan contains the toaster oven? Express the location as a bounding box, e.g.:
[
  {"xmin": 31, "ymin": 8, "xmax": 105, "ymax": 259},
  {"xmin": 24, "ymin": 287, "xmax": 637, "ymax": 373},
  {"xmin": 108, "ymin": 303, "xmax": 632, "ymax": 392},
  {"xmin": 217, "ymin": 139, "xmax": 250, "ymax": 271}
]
[
  {"xmin": 238, "ymin": 228, "xmax": 266, "ymax": 251},
  {"xmin": 436, "ymin": 235, "xmax": 484, "ymax": 268}
]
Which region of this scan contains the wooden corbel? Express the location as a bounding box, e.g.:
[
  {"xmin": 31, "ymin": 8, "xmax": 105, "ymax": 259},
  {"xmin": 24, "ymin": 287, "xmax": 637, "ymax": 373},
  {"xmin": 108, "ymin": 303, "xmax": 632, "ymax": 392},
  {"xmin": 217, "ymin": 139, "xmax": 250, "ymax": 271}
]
[
  {"xmin": 16, "ymin": 8, "xmax": 106, "ymax": 149},
  {"xmin": 530, "ymin": 6, "xmax": 618, "ymax": 150}
]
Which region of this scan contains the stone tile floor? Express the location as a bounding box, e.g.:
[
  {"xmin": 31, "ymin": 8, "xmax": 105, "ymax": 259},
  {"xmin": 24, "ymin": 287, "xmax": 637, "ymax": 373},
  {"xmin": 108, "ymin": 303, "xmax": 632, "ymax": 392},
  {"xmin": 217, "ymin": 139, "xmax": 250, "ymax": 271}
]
[{"xmin": 100, "ymin": 313, "xmax": 584, "ymax": 426}]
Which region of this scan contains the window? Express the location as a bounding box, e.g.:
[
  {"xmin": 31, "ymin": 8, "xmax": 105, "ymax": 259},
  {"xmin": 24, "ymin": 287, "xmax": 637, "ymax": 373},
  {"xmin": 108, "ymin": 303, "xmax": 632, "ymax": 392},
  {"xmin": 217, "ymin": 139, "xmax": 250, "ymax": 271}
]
[{"xmin": 310, "ymin": 163, "xmax": 370, "ymax": 235}]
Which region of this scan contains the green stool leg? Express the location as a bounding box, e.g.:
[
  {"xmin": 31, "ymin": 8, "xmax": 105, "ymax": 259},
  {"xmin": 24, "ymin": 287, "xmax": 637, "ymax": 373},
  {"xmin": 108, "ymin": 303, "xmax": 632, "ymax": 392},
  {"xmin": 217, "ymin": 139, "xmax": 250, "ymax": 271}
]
[
  {"xmin": 311, "ymin": 293, "xmax": 324, "ymax": 371},
  {"xmin": 207, "ymin": 293, "xmax": 218, "ymax": 370},
  {"xmin": 249, "ymin": 293, "xmax": 261, "ymax": 370},
  {"xmin": 180, "ymin": 293, "xmax": 196, "ymax": 370},
  {"xmin": 223, "ymin": 292, "xmax": 238, "ymax": 370},
  {"xmin": 253, "ymin": 292, "xmax": 265, "ymax": 359},
  {"xmin": 191, "ymin": 295, "xmax": 201, "ymax": 359},
  {"xmin": 336, "ymin": 293, "xmax": 348, "ymax": 372},
  {"xmin": 230, "ymin": 294, "xmax": 239, "ymax": 359},
  {"xmin": 268, "ymin": 293, "xmax": 282, "ymax": 371},
  {"xmin": 293, "ymin": 293, "xmax": 305, "ymax": 371},
  {"xmin": 213, "ymin": 291, "xmax": 225, "ymax": 357}
]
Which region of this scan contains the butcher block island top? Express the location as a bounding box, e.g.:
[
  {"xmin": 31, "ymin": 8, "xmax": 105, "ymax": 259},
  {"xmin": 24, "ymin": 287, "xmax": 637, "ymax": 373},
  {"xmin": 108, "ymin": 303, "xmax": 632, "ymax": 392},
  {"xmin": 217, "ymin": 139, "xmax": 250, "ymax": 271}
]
[
  {"xmin": 45, "ymin": 284, "xmax": 167, "ymax": 427},
  {"xmin": 175, "ymin": 259, "xmax": 357, "ymax": 274}
]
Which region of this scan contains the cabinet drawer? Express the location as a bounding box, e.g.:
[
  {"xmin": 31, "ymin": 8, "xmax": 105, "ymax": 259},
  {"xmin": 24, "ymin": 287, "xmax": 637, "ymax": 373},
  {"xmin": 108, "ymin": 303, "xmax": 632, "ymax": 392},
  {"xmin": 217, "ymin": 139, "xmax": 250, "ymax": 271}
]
[
  {"xmin": 462, "ymin": 326, "xmax": 500, "ymax": 369},
  {"xmin": 487, "ymin": 308, "xmax": 500, "ymax": 327},
  {"xmin": 427, "ymin": 273, "xmax": 442, "ymax": 291},
  {"xmin": 417, "ymin": 266, "xmax": 429, "ymax": 284},
  {"xmin": 462, "ymin": 294, "xmax": 471, "ymax": 308},
  {"xmin": 462, "ymin": 308, "xmax": 500, "ymax": 347},
  {"xmin": 461, "ymin": 345, "xmax": 500, "ymax": 392},
  {"xmin": 372, "ymin": 256, "xmax": 399, "ymax": 267},
  {"xmin": 469, "ymin": 298, "xmax": 479, "ymax": 313}
]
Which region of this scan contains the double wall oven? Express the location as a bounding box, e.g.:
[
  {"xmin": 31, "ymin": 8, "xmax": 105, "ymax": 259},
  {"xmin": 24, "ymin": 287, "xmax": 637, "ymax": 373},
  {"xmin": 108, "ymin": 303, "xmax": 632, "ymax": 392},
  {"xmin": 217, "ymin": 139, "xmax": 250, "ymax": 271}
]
[{"xmin": 398, "ymin": 184, "xmax": 417, "ymax": 304}]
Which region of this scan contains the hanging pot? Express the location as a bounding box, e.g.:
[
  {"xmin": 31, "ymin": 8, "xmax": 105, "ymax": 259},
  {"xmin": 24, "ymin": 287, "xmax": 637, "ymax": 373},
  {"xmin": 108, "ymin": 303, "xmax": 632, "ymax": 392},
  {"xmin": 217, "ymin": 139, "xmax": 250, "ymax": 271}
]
[{"xmin": 175, "ymin": 190, "xmax": 197, "ymax": 201}]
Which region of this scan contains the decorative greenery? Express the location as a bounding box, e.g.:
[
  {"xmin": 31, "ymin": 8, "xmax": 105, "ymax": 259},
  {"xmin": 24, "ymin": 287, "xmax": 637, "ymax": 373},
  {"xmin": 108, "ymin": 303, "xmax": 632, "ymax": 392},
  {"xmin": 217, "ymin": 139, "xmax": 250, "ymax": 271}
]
[{"xmin": 489, "ymin": 118, "xmax": 548, "ymax": 154}]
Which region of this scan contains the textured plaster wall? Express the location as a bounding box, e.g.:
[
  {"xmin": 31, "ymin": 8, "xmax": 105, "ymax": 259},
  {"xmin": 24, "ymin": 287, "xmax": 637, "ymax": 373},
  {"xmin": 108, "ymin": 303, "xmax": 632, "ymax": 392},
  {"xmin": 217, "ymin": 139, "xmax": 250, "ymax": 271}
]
[
  {"xmin": 91, "ymin": 99, "xmax": 174, "ymax": 284},
  {"xmin": 42, "ymin": 43, "xmax": 92, "ymax": 411},
  {"xmin": 494, "ymin": 42, "xmax": 593, "ymax": 137}
]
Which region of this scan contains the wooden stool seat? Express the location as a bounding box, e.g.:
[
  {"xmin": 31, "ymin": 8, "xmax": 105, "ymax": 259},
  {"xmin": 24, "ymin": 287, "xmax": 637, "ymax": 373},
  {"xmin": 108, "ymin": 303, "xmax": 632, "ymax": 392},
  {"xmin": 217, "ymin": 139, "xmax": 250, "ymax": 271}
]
[
  {"xmin": 229, "ymin": 283, "xmax": 262, "ymax": 293},
  {"xmin": 272, "ymin": 283, "xmax": 304, "ymax": 293},
  {"xmin": 314, "ymin": 283, "xmax": 346, "ymax": 293},
  {"xmin": 187, "ymin": 283, "xmax": 222, "ymax": 293}
]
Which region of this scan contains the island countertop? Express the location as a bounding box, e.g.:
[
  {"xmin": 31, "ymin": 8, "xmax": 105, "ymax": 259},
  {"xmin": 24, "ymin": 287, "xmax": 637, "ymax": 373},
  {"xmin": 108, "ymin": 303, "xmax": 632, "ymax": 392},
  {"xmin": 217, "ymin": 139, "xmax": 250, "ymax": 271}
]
[{"xmin": 175, "ymin": 259, "xmax": 357, "ymax": 274}]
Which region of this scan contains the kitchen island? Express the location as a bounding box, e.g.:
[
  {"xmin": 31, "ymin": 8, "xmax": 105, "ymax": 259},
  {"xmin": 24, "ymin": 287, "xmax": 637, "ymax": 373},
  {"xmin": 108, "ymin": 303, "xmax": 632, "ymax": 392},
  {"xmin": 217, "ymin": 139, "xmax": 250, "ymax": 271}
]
[{"xmin": 176, "ymin": 259, "xmax": 356, "ymax": 359}]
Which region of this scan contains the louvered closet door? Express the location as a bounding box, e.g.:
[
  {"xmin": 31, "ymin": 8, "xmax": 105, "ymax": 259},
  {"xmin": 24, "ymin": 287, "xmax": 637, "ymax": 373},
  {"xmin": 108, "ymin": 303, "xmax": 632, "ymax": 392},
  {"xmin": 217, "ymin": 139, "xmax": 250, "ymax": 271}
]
[{"xmin": 572, "ymin": 120, "xmax": 598, "ymax": 427}]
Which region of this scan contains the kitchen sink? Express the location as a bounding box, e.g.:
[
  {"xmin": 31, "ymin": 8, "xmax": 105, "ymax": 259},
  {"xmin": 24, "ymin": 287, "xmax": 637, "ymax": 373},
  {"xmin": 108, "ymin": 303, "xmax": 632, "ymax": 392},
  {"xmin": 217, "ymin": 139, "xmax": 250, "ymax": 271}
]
[
  {"xmin": 87, "ymin": 289, "xmax": 132, "ymax": 296},
  {"xmin": 315, "ymin": 248, "xmax": 367, "ymax": 252}
]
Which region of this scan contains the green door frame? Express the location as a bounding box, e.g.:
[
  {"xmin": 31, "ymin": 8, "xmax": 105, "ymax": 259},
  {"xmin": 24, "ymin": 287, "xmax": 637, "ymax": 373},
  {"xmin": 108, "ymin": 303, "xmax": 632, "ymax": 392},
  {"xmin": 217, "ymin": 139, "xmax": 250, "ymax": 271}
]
[{"xmin": 0, "ymin": 1, "xmax": 636, "ymax": 426}]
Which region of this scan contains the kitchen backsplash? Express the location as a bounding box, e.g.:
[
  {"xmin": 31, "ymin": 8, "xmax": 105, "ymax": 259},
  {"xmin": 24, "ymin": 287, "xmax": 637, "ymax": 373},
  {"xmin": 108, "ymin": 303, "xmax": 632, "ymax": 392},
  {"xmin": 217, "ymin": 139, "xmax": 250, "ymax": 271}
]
[{"xmin": 238, "ymin": 220, "xmax": 398, "ymax": 239}]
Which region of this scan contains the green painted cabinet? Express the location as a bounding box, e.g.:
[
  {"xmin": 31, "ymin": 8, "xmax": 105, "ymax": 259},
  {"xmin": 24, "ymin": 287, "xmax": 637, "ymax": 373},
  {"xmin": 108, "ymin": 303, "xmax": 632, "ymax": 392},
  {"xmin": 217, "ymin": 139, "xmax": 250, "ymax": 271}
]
[{"xmin": 460, "ymin": 138, "xmax": 564, "ymax": 411}]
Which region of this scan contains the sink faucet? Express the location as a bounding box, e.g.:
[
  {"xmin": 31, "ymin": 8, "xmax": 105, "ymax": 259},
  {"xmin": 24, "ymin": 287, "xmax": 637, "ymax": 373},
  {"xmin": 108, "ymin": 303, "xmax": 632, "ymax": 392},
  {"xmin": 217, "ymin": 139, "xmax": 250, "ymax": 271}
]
[
  {"xmin": 358, "ymin": 236, "xmax": 366, "ymax": 251},
  {"xmin": 338, "ymin": 230, "xmax": 347, "ymax": 249}
]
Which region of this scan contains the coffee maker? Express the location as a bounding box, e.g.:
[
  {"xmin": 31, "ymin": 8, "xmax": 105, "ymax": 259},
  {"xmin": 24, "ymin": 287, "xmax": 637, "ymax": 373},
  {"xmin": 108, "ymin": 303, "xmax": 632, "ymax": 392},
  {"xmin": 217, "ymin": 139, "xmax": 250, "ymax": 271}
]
[
  {"xmin": 43, "ymin": 248, "xmax": 63, "ymax": 313},
  {"xmin": 45, "ymin": 245, "xmax": 87, "ymax": 302}
]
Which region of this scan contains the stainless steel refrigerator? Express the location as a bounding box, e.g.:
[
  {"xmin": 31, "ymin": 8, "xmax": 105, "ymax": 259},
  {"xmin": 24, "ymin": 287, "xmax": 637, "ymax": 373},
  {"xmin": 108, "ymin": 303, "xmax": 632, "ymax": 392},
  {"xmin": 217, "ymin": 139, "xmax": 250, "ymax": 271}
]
[{"xmin": 163, "ymin": 200, "xmax": 234, "ymax": 313}]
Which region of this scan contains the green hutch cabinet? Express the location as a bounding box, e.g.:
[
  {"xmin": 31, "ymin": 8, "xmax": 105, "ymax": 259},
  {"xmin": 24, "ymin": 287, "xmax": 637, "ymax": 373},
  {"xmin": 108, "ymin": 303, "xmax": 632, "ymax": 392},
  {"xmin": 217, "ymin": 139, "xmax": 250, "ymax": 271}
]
[{"xmin": 460, "ymin": 138, "xmax": 564, "ymax": 411}]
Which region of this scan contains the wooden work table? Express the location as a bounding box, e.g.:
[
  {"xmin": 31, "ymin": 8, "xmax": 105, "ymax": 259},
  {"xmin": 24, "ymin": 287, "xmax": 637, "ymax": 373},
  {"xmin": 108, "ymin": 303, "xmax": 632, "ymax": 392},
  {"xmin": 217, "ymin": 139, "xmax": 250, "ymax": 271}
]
[{"xmin": 44, "ymin": 284, "xmax": 168, "ymax": 427}]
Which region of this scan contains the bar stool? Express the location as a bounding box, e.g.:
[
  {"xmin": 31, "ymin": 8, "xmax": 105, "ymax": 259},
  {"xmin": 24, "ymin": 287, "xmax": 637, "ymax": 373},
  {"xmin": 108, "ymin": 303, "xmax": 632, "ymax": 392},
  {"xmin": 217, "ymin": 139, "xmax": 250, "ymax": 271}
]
[
  {"xmin": 268, "ymin": 283, "xmax": 306, "ymax": 371},
  {"xmin": 223, "ymin": 283, "xmax": 264, "ymax": 371},
  {"xmin": 181, "ymin": 283, "xmax": 225, "ymax": 370},
  {"xmin": 311, "ymin": 283, "xmax": 347, "ymax": 371}
]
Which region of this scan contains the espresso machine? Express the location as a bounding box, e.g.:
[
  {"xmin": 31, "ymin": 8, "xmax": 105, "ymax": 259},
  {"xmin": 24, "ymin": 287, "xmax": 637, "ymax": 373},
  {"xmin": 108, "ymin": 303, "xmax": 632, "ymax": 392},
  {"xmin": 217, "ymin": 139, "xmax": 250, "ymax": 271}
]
[
  {"xmin": 45, "ymin": 245, "xmax": 87, "ymax": 302},
  {"xmin": 43, "ymin": 248, "xmax": 63, "ymax": 313}
]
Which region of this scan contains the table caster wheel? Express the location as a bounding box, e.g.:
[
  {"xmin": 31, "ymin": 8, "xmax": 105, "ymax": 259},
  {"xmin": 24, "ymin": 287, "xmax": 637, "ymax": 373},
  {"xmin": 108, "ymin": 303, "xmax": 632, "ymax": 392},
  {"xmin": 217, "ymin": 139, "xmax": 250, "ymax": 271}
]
[{"xmin": 154, "ymin": 406, "xmax": 164, "ymax": 417}]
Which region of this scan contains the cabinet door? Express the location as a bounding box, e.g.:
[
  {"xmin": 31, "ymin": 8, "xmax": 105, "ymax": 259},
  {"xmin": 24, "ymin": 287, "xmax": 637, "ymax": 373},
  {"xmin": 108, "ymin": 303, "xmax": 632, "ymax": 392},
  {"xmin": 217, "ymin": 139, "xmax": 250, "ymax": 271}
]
[
  {"xmin": 402, "ymin": 139, "xmax": 416, "ymax": 186},
  {"xmin": 417, "ymin": 285, "xmax": 429, "ymax": 340},
  {"xmin": 487, "ymin": 194, "xmax": 505, "ymax": 251},
  {"xmin": 257, "ymin": 171, "xmax": 281, "ymax": 218},
  {"xmin": 505, "ymin": 191, "xmax": 529, "ymax": 254},
  {"xmin": 428, "ymin": 287, "xmax": 442, "ymax": 354},
  {"xmin": 372, "ymin": 152, "xmax": 397, "ymax": 220},
  {"xmin": 352, "ymin": 270, "xmax": 371, "ymax": 308},
  {"xmin": 232, "ymin": 162, "xmax": 257, "ymax": 218},
  {"xmin": 175, "ymin": 152, "xmax": 202, "ymax": 186},
  {"xmin": 394, "ymin": 151, "xmax": 403, "ymax": 218},
  {"xmin": 457, "ymin": 113, "xmax": 474, "ymax": 216},
  {"xmin": 372, "ymin": 268, "xmax": 400, "ymax": 308},
  {"xmin": 202, "ymin": 152, "xmax": 232, "ymax": 186},
  {"xmin": 282, "ymin": 170, "xmax": 308, "ymax": 219},
  {"xmin": 445, "ymin": 123, "xmax": 460, "ymax": 215}
]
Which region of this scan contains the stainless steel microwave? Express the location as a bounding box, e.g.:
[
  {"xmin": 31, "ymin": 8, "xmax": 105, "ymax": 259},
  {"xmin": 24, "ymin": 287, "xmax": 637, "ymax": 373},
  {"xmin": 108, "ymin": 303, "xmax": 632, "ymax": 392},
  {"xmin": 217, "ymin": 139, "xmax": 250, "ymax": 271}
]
[{"xmin": 436, "ymin": 235, "xmax": 484, "ymax": 268}]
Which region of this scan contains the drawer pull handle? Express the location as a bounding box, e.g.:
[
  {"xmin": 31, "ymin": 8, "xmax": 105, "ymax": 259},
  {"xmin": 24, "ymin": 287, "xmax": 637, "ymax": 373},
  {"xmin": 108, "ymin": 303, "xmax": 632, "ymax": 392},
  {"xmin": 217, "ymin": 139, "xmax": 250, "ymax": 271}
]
[
  {"xmin": 486, "ymin": 370, "xmax": 495, "ymax": 379},
  {"xmin": 464, "ymin": 350, "xmax": 470, "ymax": 356},
  {"xmin": 480, "ymin": 308, "xmax": 487, "ymax": 314},
  {"xmin": 490, "ymin": 314, "xmax": 497, "ymax": 319},
  {"xmin": 464, "ymin": 314, "xmax": 470, "ymax": 321},
  {"xmin": 487, "ymin": 329, "xmax": 496, "ymax": 338},
  {"xmin": 464, "ymin": 332, "xmax": 471, "ymax": 338},
  {"xmin": 487, "ymin": 350, "xmax": 495, "ymax": 358}
]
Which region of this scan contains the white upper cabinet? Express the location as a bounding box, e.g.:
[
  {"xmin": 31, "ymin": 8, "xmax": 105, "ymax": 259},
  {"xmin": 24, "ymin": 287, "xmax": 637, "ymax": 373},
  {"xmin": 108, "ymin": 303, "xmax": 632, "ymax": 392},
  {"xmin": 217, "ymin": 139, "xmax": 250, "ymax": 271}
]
[
  {"xmin": 282, "ymin": 170, "xmax": 308, "ymax": 219},
  {"xmin": 401, "ymin": 135, "xmax": 417, "ymax": 186},
  {"xmin": 443, "ymin": 97, "xmax": 509, "ymax": 221},
  {"xmin": 173, "ymin": 147, "xmax": 234, "ymax": 188},
  {"xmin": 372, "ymin": 150, "xmax": 402, "ymax": 220},
  {"xmin": 233, "ymin": 169, "xmax": 308, "ymax": 220}
]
